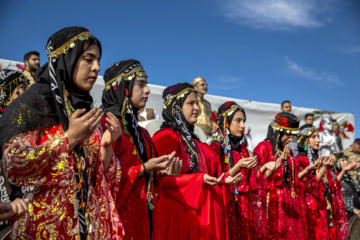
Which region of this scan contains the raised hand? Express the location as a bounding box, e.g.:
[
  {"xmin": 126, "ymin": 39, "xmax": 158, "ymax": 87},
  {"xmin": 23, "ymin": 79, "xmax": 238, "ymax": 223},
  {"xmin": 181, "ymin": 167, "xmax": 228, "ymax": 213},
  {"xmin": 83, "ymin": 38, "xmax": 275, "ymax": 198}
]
[
  {"xmin": 225, "ymin": 172, "xmax": 243, "ymax": 185},
  {"xmin": 160, "ymin": 156, "xmax": 183, "ymax": 176},
  {"xmin": 101, "ymin": 112, "xmax": 122, "ymax": 148},
  {"xmin": 230, "ymin": 156, "xmax": 257, "ymax": 177},
  {"xmin": 342, "ymin": 160, "xmax": 357, "ymax": 172},
  {"xmin": 203, "ymin": 173, "xmax": 225, "ymax": 186},
  {"xmin": 67, "ymin": 108, "xmax": 104, "ymax": 150},
  {"xmin": 145, "ymin": 151, "xmax": 176, "ymax": 173}
]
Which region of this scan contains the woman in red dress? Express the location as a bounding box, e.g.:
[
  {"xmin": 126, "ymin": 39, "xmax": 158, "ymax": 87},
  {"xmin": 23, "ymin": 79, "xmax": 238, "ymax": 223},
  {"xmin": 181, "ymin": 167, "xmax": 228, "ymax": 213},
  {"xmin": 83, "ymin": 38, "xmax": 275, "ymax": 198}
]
[
  {"xmin": 210, "ymin": 101, "xmax": 285, "ymax": 240},
  {"xmin": 253, "ymin": 112, "xmax": 307, "ymax": 240},
  {"xmin": 295, "ymin": 124, "xmax": 355, "ymax": 239},
  {"xmin": 0, "ymin": 27, "xmax": 123, "ymax": 239},
  {"xmin": 152, "ymin": 82, "xmax": 229, "ymax": 240},
  {"xmin": 101, "ymin": 60, "xmax": 181, "ymax": 239}
]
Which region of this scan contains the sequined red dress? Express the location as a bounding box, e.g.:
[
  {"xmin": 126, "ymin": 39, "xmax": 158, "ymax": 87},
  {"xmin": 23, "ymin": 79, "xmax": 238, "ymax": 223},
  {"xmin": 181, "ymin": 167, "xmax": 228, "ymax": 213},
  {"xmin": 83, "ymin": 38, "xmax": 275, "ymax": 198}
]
[
  {"xmin": 104, "ymin": 117, "xmax": 159, "ymax": 240},
  {"xmin": 296, "ymin": 155, "xmax": 348, "ymax": 240},
  {"xmin": 2, "ymin": 124, "xmax": 124, "ymax": 239},
  {"xmin": 152, "ymin": 128, "xmax": 227, "ymax": 240},
  {"xmin": 253, "ymin": 140, "xmax": 307, "ymax": 240},
  {"xmin": 211, "ymin": 142, "xmax": 267, "ymax": 240}
]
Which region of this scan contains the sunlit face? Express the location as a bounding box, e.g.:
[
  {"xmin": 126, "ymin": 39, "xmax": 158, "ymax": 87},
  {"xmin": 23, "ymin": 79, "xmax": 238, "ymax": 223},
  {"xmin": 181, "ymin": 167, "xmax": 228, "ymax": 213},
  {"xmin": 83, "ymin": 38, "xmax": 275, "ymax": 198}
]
[
  {"xmin": 280, "ymin": 132, "xmax": 295, "ymax": 146},
  {"xmin": 309, "ymin": 130, "xmax": 320, "ymax": 150},
  {"xmin": 129, "ymin": 76, "xmax": 150, "ymax": 109},
  {"xmin": 25, "ymin": 54, "xmax": 40, "ymax": 72},
  {"xmin": 193, "ymin": 80, "xmax": 208, "ymax": 95},
  {"xmin": 229, "ymin": 110, "xmax": 246, "ymax": 138},
  {"xmin": 72, "ymin": 44, "xmax": 101, "ymax": 92},
  {"xmin": 332, "ymin": 121, "xmax": 339, "ymax": 132},
  {"xmin": 281, "ymin": 102, "xmax": 291, "ymax": 113},
  {"xmin": 305, "ymin": 116, "xmax": 314, "ymax": 125},
  {"xmin": 5, "ymin": 83, "xmax": 28, "ymax": 107},
  {"xmin": 182, "ymin": 92, "xmax": 199, "ymax": 125},
  {"xmin": 352, "ymin": 143, "xmax": 360, "ymax": 154}
]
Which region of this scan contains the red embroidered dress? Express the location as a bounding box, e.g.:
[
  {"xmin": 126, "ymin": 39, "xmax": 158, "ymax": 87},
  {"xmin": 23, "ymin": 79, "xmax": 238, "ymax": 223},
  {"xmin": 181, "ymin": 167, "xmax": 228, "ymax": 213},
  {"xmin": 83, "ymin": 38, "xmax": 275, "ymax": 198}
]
[
  {"xmin": 2, "ymin": 124, "xmax": 124, "ymax": 239},
  {"xmin": 211, "ymin": 142, "xmax": 267, "ymax": 240},
  {"xmin": 254, "ymin": 140, "xmax": 307, "ymax": 240},
  {"xmin": 106, "ymin": 118, "xmax": 158, "ymax": 240},
  {"xmin": 152, "ymin": 128, "xmax": 227, "ymax": 240},
  {"xmin": 296, "ymin": 155, "xmax": 348, "ymax": 240}
]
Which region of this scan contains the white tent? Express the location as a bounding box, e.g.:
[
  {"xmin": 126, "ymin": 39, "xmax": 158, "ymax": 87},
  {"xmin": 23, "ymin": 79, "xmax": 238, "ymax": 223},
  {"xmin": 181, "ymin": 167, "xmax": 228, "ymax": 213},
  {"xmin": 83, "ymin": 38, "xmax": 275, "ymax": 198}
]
[{"xmin": 1, "ymin": 58, "xmax": 355, "ymax": 149}]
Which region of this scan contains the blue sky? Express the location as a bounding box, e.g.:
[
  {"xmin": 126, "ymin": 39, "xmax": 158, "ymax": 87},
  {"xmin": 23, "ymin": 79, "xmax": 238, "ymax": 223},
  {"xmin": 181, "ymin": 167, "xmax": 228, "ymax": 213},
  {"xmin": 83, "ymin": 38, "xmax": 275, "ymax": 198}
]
[{"xmin": 1, "ymin": 0, "xmax": 359, "ymax": 138}]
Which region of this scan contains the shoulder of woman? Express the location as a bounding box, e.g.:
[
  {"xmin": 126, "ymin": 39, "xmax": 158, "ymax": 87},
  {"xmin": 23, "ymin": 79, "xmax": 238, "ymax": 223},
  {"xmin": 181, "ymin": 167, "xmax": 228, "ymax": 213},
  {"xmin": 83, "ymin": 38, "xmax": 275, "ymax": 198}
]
[{"xmin": 152, "ymin": 128, "xmax": 179, "ymax": 145}]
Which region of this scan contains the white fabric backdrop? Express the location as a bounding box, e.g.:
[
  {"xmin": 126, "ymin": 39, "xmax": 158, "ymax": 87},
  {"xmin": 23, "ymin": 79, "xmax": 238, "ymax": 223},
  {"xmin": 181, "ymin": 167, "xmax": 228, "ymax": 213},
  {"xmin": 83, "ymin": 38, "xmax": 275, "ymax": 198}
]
[{"xmin": 1, "ymin": 58, "xmax": 355, "ymax": 149}]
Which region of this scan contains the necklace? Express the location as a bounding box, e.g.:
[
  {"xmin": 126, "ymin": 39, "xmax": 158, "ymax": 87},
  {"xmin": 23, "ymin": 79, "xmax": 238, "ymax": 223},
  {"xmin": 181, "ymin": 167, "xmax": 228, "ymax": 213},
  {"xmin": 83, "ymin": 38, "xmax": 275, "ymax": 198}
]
[{"xmin": 288, "ymin": 156, "xmax": 296, "ymax": 198}]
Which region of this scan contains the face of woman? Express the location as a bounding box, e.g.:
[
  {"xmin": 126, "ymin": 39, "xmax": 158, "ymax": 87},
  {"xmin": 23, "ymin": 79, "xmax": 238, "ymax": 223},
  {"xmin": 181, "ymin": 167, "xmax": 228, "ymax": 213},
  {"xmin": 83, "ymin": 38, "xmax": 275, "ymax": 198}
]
[
  {"xmin": 130, "ymin": 76, "xmax": 150, "ymax": 109},
  {"xmin": 182, "ymin": 92, "xmax": 199, "ymax": 125},
  {"xmin": 280, "ymin": 133, "xmax": 295, "ymax": 146},
  {"xmin": 5, "ymin": 83, "xmax": 28, "ymax": 107},
  {"xmin": 72, "ymin": 44, "xmax": 101, "ymax": 92},
  {"xmin": 309, "ymin": 130, "xmax": 320, "ymax": 150},
  {"xmin": 229, "ymin": 110, "xmax": 246, "ymax": 138}
]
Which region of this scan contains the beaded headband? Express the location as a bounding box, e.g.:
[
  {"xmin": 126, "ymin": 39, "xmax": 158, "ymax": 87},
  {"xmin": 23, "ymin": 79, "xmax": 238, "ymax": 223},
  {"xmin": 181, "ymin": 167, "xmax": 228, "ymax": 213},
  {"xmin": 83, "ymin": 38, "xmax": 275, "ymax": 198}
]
[
  {"xmin": 105, "ymin": 68, "xmax": 147, "ymax": 90},
  {"xmin": 220, "ymin": 105, "xmax": 243, "ymax": 118},
  {"xmin": 47, "ymin": 31, "xmax": 92, "ymax": 59},
  {"xmin": 296, "ymin": 127, "xmax": 317, "ymax": 143},
  {"xmin": 0, "ymin": 74, "xmax": 28, "ymax": 103},
  {"xmin": 163, "ymin": 87, "xmax": 195, "ymax": 109},
  {"xmin": 270, "ymin": 122, "xmax": 299, "ymax": 134}
]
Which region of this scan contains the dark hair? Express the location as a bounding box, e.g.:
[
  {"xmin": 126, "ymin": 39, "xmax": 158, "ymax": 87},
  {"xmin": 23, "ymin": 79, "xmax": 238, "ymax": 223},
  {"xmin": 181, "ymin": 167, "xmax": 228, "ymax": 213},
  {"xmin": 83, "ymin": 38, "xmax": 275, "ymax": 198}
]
[
  {"xmin": 23, "ymin": 51, "xmax": 40, "ymax": 62},
  {"xmin": 281, "ymin": 100, "xmax": 291, "ymax": 108},
  {"xmin": 354, "ymin": 138, "xmax": 360, "ymax": 145},
  {"xmin": 83, "ymin": 36, "xmax": 102, "ymax": 57},
  {"xmin": 305, "ymin": 113, "xmax": 314, "ymax": 120},
  {"xmin": 332, "ymin": 119, "xmax": 337, "ymax": 123}
]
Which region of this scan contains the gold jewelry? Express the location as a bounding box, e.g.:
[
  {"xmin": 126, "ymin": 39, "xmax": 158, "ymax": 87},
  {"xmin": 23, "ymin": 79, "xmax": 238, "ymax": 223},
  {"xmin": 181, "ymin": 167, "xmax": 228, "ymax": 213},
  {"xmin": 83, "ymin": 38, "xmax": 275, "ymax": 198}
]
[
  {"xmin": 270, "ymin": 122, "xmax": 299, "ymax": 134},
  {"xmin": 105, "ymin": 69, "xmax": 147, "ymax": 90},
  {"xmin": 47, "ymin": 31, "xmax": 91, "ymax": 59},
  {"xmin": 163, "ymin": 87, "xmax": 195, "ymax": 109},
  {"xmin": 289, "ymin": 156, "xmax": 296, "ymax": 198}
]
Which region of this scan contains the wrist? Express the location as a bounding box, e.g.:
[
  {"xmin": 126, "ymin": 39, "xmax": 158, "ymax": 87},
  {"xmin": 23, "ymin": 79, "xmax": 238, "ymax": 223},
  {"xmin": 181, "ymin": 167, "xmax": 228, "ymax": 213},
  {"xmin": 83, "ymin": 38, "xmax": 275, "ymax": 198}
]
[{"xmin": 142, "ymin": 162, "xmax": 148, "ymax": 173}]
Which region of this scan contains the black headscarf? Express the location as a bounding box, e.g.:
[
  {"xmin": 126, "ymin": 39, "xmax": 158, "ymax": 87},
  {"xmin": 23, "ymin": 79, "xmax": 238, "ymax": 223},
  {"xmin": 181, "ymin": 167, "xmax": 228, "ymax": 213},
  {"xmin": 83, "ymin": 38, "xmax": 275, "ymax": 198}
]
[
  {"xmin": 0, "ymin": 69, "xmax": 29, "ymax": 114},
  {"xmin": 211, "ymin": 101, "xmax": 246, "ymax": 168},
  {"xmin": 265, "ymin": 112, "xmax": 300, "ymax": 154},
  {"xmin": 160, "ymin": 82, "xmax": 199, "ymax": 173},
  {"xmin": 297, "ymin": 124, "xmax": 318, "ymax": 165},
  {"xmin": 0, "ymin": 27, "xmax": 101, "ymax": 146},
  {"xmin": 102, "ymin": 59, "xmax": 150, "ymax": 164},
  {"xmin": 0, "ymin": 26, "xmax": 101, "ymax": 240}
]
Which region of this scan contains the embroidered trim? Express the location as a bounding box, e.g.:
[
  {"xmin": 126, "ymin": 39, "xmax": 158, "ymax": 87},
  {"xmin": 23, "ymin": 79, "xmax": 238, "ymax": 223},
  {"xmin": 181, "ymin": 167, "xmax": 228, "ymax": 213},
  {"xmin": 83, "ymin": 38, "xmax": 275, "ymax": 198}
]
[
  {"xmin": 105, "ymin": 69, "xmax": 147, "ymax": 90},
  {"xmin": 270, "ymin": 122, "xmax": 299, "ymax": 134},
  {"xmin": 47, "ymin": 31, "xmax": 91, "ymax": 59},
  {"xmin": 163, "ymin": 87, "xmax": 195, "ymax": 109},
  {"xmin": 297, "ymin": 127, "xmax": 317, "ymax": 143}
]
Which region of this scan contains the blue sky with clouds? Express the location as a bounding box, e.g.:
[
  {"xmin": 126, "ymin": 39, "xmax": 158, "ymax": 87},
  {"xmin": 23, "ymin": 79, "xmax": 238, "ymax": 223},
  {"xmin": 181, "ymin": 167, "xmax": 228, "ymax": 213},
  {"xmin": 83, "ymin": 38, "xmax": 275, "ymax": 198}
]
[{"xmin": 1, "ymin": 0, "xmax": 359, "ymax": 137}]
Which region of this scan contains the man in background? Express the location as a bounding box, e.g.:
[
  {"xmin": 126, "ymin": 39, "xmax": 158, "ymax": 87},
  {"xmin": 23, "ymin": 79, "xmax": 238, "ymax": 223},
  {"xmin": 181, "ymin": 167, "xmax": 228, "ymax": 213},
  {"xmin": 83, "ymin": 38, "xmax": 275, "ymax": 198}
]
[
  {"xmin": 23, "ymin": 51, "xmax": 40, "ymax": 85},
  {"xmin": 281, "ymin": 100, "xmax": 292, "ymax": 113},
  {"xmin": 332, "ymin": 119, "xmax": 343, "ymax": 151},
  {"xmin": 304, "ymin": 113, "xmax": 314, "ymax": 125},
  {"xmin": 192, "ymin": 76, "xmax": 216, "ymax": 138}
]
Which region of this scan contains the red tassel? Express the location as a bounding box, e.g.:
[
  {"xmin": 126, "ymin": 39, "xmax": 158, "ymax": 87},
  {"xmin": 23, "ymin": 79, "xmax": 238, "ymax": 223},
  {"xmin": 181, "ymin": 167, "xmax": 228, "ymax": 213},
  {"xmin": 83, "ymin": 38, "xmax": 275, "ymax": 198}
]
[
  {"xmin": 319, "ymin": 120, "xmax": 324, "ymax": 132},
  {"xmin": 125, "ymin": 89, "xmax": 129, "ymax": 96},
  {"xmin": 114, "ymin": 85, "xmax": 117, "ymax": 90}
]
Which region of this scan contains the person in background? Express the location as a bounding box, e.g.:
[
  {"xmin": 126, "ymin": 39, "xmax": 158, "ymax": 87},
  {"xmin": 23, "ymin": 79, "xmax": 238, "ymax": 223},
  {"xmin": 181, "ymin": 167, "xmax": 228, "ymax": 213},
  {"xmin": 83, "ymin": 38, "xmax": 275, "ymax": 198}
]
[
  {"xmin": 304, "ymin": 113, "xmax": 314, "ymax": 125},
  {"xmin": 281, "ymin": 100, "xmax": 292, "ymax": 113},
  {"xmin": 0, "ymin": 70, "xmax": 29, "ymax": 117},
  {"xmin": 332, "ymin": 119, "xmax": 343, "ymax": 151},
  {"xmin": 23, "ymin": 51, "xmax": 40, "ymax": 85},
  {"xmin": 319, "ymin": 117, "xmax": 340, "ymax": 157},
  {"xmin": 192, "ymin": 76, "xmax": 217, "ymax": 138},
  {"xmin": 138, "ymin": 107, "xmax": 160, "ymax": 121},
  {"xmin": 0, "ymin": 69, "xmax": 30, "ymax": 237},
  {"xmin": 342, "ymin": 138, "xmax": 360, "ymax": 185}
]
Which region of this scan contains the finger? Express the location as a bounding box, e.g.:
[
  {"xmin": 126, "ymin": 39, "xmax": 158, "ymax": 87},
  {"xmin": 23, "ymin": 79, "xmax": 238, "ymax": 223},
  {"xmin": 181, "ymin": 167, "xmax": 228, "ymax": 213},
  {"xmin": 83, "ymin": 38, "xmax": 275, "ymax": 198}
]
[
  {"xmin": 105, "ymin": 123, "xmax": 115, "ymax": 134},
  {"xmin": 23, "ymin": 198, "xmax": 30, "ymax": 204},
  {"xmin": 167, "ymin": 151, "xmax": 176, "ymax": 161},
  {"xmin": 80, "ymin": 107, "xmax": 98, "ymax": 121},
  {"xmin": 71, "ymin": 108, "xmax": 86, "ymax": 119},
  {"xmin": 217, "ymin": 173, "xmax": 226, "ymax": 182},
  {"xmin": 89, "ymin": 109, "xmax": 103, "ymax": 126}
]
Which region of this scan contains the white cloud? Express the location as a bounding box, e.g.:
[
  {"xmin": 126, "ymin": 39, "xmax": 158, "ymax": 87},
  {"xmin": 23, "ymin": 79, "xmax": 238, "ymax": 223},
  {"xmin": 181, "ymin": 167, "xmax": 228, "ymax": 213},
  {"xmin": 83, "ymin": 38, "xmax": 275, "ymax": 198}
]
[
  {"xmin": 285, "ymin": 56, "xmax": 345, "ymax": 89},
  {"xmin": 212, "ymin": 76, "xmax": 242, "ymax": 90},
  {"xmin": 220, "ymin": 0, "xmax": 335, "ymax": 31}
]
